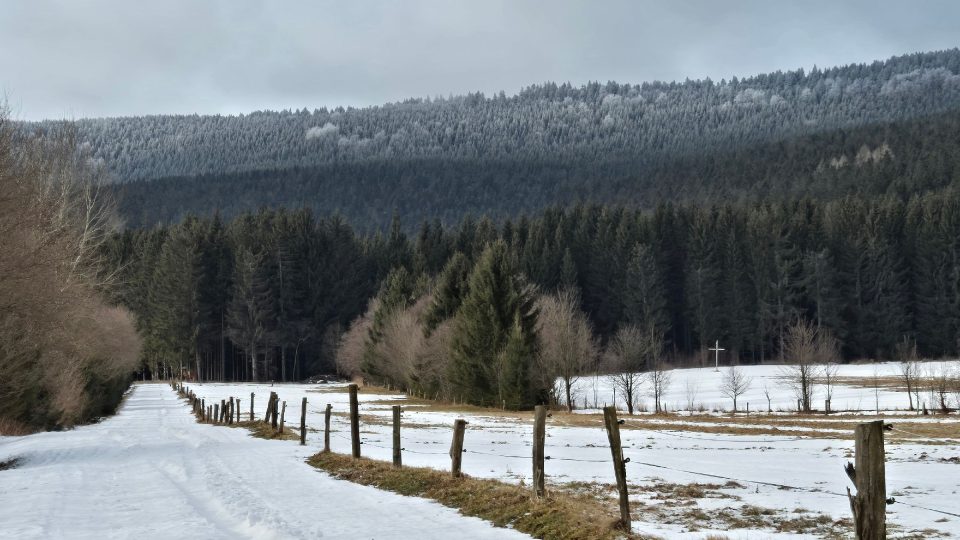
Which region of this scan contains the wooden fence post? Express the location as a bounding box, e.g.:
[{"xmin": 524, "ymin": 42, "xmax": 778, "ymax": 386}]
[
  {"xmin": 450, "ymin": 419, "xmax": 467, "ymax": 477},
  {"xmin": 603, "ymin": 406, "xmax": 631, "ymax": 531},
  {"xmin": 270, "ymin": 392, "xmax": 279, "ymax": 429},
  {"xmin": 349, "ymin": 384, "xmax": 360, "ymax": 458},
  {"xmin": 214, "ymin": 403, "xmax": 220, "ymax": 425},
  {"xmin": 279, "ymin": 401, "xmax": 287, "ymax": 434},
  {"xmin": 250, "ymin": 392, "xmax": 254, "ymax": 421},
  {"xmin": 392, "ymin": 405, "xmax": 402, "ymax": 468},
  {"xmin": 236, "ymin": 399, "xmax": 241, "ymax": 423},
  {"xmin": 533, "ymin": 405, "xmax": 547, "ymax": 498},
  {"xmin": 300, "ymin": 397, "xmax": 307, "ymax": 446},
  {"xmin": 201, "ymin": 399, "xmax": 206, "ymax": 421},
  {"xmin": 263, "ymin": 393, "xmax": 273, "ymax": 424},
  {"xmin": 845, "ymin": 420, "xmax": 888, "ymax": 539},
  {"xmin": 228, "ymin": 397, "xmax": 234, "ymax": 425},
  {"xmin": 324, "ymin": 404, "xmax": 332, "ymax": 453},
  {"xmin": 826, "ymin": 399, "xmax": 832, "ymax": 415},
  {"xmin": 221, "ymin": 400, "xmax": 227, "ymax": 423}
]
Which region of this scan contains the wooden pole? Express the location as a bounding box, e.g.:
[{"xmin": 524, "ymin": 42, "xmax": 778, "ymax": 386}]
[
  {"xmin": 214, "ymin": 403, "xmax": 220, "ymax": 425},
  {"xmin": 324, "ymin": 404, "xmax": 332, "ymax": 453},
  {"xmin": 250, "ymin": 392, "xmax": 254, "ymax": 421},
  {"xmin": 349, "ymin": 384, "xmax": 360, "ymax": 458},
  {"xmin": 201, "ymin": 399, "xmax": 206, "ymax": 421},
  {"xmin": 450, "ymin": 419, "xmax": 467, "ymax": 477},
  {"xmin": 279, "ymin": 401, "xmax": 287, "ymax": 434},
  {"xmin": 845, "ymin": 420, "xmax": 888, "ymax": 539},
  {"xmin": 533, "ymin": 405, "xmax": 547, "ymax": 497},
  {"xmin": 392, "ymin": 405, "xmax": 402, "ymax": 468},
  {"xmin": 263, "ymin": 393, "xmax": 273, "ymax": 424},
  {"xmin": 270, "ymin": 393, "xmax": 279, "ymax": 430},
  {"xmin": 603, "ymin": 406, "xmax": 631, "ymax": 531},
  {"xmin": 236, "ymin": 399, "xmax": 241, "ymax": 423},
  {"xmin": 300, "ymin": 397, "xmax": 307, "ymax": 446},
  {"xmin": 220, "ymin": 400, "xmax": 226, "ymax": 423},
  {"xmin": 228, "ymin": 397, "xmax": 234, "ymax": 425}
]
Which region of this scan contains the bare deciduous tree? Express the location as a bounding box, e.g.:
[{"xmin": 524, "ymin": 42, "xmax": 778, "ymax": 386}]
[
  {"xmin": 895, "ymin": 336, "xmax": 921, "ymax": 410},
  {"xmin": 684, "ymin": 378, "xmax": 700, "ymax": 411},
  {"xmin": 781, "ymin": 319, "xmax": 834, "ymax": 413},
  {"xmin": 720, "ymin": 365, "xmax": 752, "ymax": 412},
  {"xmin": 646, "ymin": 348, "xmax": 671, "ymax": 414},
  {"xmin": 537, "ymin": 289, "xmax": 598, "ymax": 412},
  {"xmin": 605, "ymin": 325, "xmax": 647, "ymax": 415}
]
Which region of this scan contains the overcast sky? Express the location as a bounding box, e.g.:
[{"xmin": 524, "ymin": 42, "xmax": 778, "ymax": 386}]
[{"xmin": 2, "ymin": 0, "xmax": 958, "ymax": 120}]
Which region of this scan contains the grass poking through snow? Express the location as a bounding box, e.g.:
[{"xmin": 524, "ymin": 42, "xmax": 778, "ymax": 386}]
[{"xmin": 307, "ymin": 452, "xmax": 650, "ymax": 540}]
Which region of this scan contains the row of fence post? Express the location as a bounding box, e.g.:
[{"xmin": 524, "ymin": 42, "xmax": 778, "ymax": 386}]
[{"xmin": 172, "ymin": 380, "xmax": 889, "ymax": 539}]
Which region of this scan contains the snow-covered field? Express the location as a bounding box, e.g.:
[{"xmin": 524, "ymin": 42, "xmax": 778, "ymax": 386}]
[
  {"xmin": 570, "ymin": 360, "xmax": 960, "ymax": 413},
  {"xmin": 185, "ymin": 361, "xmax": 960, "ymax": 539},
  {"xmin": 0, "ymin": 384, "xmax": 529, "ymax": 540}
]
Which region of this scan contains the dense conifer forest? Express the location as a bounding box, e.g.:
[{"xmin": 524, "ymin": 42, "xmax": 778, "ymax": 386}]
[
  {"xmin": 104, "ymin": 191, "xmax": 960, "ymax": 406},
  {"xmin": 18, "ymin": 49, "xmax": 960, "ymax": 229},
  {"xmin": 48, "ymin": 48, "xmax": 957, "ymax": 407}
]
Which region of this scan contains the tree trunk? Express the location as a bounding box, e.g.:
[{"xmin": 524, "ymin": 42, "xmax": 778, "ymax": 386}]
[{"xmin": 250, "ymin": 342, "xmax": 258, "ymax": 382}]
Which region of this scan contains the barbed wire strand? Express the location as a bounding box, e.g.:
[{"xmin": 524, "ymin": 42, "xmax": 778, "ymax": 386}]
[{"xmin": 622, "ymin": 421, "xmax": 814, "ymax": 443}]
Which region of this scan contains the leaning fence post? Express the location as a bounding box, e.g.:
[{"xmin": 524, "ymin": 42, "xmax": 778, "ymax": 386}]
[
  {"xmin": 300, "ymin": 397, "xmax": 308, "ymax": 445},
  {"xmin": 349, "ymin": 384, "xmax": 360, "ymax": 458},
  {"xmin": 845, "ymin": 420, "xmax": 888, "ymax": 539},
  {"xmin": 450, "ymin": 419, "xmax": 467, "ymax": 477},
  {"xmin": 279, "ymin": 401, "xmax": 287, "ymax": 434},
  {"xmin": 533, "ymin": 405, "xmax": 547, "ymax": 498},
  {"xmin": 392, "ymin": 405, "xmax": 402, "ymax": 468},
  {"xmin": 603, "ymin": 406, "xmax": 631, "ymax": 531},
  {"xmin": 324, "ymin": 403, "xmax": 332, "ymax": 453},
  {"xmin": 263, "ymin": 392, "xmax": 273, "ymax": 424}
]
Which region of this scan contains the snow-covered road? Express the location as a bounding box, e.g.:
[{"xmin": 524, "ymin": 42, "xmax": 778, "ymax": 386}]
[{"xmin": 0, "ymin": 384, "xmax": 529, "ymax": 540}]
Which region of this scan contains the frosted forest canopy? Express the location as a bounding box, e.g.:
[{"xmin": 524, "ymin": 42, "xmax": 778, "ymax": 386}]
[{"xmin": 20, "ymin": 49, "xmax": 960, "ymax": 230}]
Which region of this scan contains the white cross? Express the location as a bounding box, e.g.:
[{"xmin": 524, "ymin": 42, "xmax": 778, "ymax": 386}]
[{"xmin": 708, "ymin": 340, "xmax": 725, "ymax": 372}]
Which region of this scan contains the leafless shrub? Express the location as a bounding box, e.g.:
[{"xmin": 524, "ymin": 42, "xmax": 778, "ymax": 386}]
[
  {"xmin": 335, "ymin": 298, "xmax": 378, "ymax": 378},
  {"xmin": 0, "ymin": 107, "xmax": 140, "ymax": 431},
  {"xmin": 927, "ymin": 364, "xmax": 953, "ymax": 413}
]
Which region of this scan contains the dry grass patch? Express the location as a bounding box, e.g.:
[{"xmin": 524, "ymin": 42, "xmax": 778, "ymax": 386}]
[
  {"xmin": 219, "ymin": 420, "xmax": 301, "ymax": 441},
  {"xmin": 308, "ymin": 452, "xmax": 650, "ymax": 540}
]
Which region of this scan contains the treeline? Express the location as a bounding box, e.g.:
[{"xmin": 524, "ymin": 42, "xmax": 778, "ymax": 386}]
[
  {"xmin": 114, "ymin": 107, "xmax": 960, "ymax": 230},
  {"xmin": 107, "ymin": 190, "xmax": 960, "ymax": 400},
  {"xmin": 0, "ymin": 112, "xmax": 140, "ymax": 434},
  {"xmin": 34, "ymin": 49, "xmax": 960, "ymax": 184}
]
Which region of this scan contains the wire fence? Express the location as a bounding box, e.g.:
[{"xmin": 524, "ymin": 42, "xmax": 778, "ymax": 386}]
[{"xmin": 176, "ymin": 383, "xmax": 960, "ymax": 524}]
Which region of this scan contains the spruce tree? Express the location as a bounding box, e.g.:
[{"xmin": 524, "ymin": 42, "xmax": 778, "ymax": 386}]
[{"xmin": 448, "ymin": 241, "xmax": 541, "ymax": 408}]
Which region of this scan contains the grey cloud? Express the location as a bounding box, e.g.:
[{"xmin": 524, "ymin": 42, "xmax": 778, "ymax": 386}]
[{"xmin": 2, "ymin": 0, "xmax": 958, "ymax": 120}]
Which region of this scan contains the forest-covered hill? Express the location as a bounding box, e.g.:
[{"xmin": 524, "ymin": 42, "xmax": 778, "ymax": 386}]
[{"xmin": 22, "ymin": 49, "xmax": 960, "ymax": 229}]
